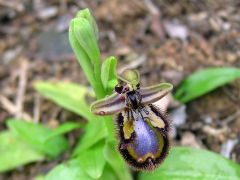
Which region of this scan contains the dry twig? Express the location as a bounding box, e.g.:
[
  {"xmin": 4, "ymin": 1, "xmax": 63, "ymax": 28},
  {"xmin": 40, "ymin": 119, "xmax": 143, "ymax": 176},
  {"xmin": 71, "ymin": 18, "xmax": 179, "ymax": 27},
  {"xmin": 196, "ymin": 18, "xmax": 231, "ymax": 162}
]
[
  {"xmin": 0, "ymin": 95, "xmax": 32, "ymax": 120},
  {"xmin": 33, "ymin": 94, "xmax": 41, "ymax": 123},
  {"xmin": 15, "ymin": 59, "xmax": 28, "ymax": 119}
]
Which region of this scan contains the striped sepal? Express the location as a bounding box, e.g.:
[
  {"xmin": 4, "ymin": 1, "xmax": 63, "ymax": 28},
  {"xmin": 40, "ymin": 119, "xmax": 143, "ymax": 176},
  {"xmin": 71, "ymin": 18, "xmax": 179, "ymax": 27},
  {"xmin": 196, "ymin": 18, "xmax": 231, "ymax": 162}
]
[{"xmin": 90, "ymin": 92, "xmax": 126, "ymax": 115}]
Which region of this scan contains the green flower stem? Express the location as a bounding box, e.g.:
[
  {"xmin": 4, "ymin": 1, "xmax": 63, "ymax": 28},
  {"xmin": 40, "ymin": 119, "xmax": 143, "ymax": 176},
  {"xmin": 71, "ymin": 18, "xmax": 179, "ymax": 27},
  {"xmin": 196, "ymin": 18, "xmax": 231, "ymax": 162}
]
[
  {"xmin": 71, "ymin": 9, "xmax": 116, "ymax": 136},
  {"xmin": 103, "ymin": 116, "xmax": 115, "ymax": 141},
  {"xmin": 93, "ymin": 68, "xmax": 106, "ymax": 99},
  {"xmin": 95, "ymin": 78, "xmax": 115, "ymax": 139}
]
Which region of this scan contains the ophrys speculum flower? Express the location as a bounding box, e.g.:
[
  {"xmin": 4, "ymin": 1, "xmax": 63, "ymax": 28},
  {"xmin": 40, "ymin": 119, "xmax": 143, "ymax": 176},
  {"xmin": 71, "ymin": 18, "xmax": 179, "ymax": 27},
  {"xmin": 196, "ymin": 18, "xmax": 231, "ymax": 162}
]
[{"xmin": 90, "ymin": 69, "xmax": 173, "ymax": 171}]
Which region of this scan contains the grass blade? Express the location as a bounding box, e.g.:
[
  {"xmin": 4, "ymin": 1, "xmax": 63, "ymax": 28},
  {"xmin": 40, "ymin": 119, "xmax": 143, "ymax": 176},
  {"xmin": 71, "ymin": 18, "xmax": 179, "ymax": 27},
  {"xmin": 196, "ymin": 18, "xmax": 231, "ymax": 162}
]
[{"xmin": 175, "ymin": 67, "xmax": 240, "ymax": 103}]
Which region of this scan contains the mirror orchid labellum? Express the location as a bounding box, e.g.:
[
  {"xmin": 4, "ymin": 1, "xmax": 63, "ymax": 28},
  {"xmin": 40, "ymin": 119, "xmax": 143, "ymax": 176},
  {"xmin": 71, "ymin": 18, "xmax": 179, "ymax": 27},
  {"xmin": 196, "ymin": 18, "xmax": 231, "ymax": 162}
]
[{"xmin": 90, "ymin": 69, "xmax": 173, "ymax": 171}]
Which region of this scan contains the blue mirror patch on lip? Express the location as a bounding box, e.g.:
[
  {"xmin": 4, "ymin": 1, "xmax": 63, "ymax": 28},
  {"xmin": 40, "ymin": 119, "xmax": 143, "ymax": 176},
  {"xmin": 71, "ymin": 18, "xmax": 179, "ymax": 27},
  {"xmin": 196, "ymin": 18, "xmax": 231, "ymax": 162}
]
[{"xmin": 133, "ymin": 116, "xmax": 159, "ymax": 157}]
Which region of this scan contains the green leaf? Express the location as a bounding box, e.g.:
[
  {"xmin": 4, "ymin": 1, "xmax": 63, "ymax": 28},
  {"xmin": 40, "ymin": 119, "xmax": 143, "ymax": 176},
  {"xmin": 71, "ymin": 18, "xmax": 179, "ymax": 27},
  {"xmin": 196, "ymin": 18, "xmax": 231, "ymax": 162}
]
[
  {"xmin": 72, "ymin": 17, "xmax": 105, "ymax": 99},
  {"xmin": 76, "ymin": 143, "xmax": 106, "ymax": 179},
  {"xmin": 103, "ymin": 140, "xmax": 132, "ymax": 180},
  {"xmin": 34, "ymin": 81, "xmax": 96, "ymax": 121},
  {"xmin": 73, "ymin": 118, "xmax": 107, "ymax": 157},
  {"xmin": 0, "ymin": 131, "xmax": 44, "ymax": 172},
  {"xmin": 76, "ymin": 9, "xmax": 99, "ymax": 40},
  {"xmin": 99, "ymin": 164, "xmax": 118, "ymax": 180},
  {"xmin": 175, "ymin": 67, "xmax": 240, "ymax": 103},
  {"xmin": 139, "ymin": 147, "xmax": 240, "ymax": 180},
  {"xmin": 69, "ymin": 19, "xmax": 95, "ymax": 87},
  {"xmin": 72, "ymin": 17, "xmax": 100, "ymax": 68},
  {"xmin": 7, "ymin": 119, "xmax": 68, "ymax": 159},
  {"xmin": 45, "ymin": 122, "xmax": 83, "ymax": 141},
  {"xmin": 45, "ymin": 159, "xmax": 92, "ymax": 180},
  {"xmin": 101, "ymin": 56, "xmax": 118, "ymax": 94},
  {"xmin": 69, "ymin": 9, "xmax": 105, "ymax": 99},
  {"xmin": 46, "ymin": 144, "xmax": 106, "ymax": 180}
]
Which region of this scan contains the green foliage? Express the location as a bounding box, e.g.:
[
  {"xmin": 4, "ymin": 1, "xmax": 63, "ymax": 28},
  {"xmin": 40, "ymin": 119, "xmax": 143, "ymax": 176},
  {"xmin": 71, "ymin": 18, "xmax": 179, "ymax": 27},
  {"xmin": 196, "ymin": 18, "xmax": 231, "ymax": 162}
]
[
  {"xmin": 46, "ymin": 143, "xmax": 107, "ymax": 180},
  {"xmin": 0, "ymin": 119, "xmax": 78, "ymax": 172},
  {"xmin": 72, "ymin": 18, "xmax": 100, "ymax": 66},
  {"xmin": 103, "ymin": 140, "xmax": 132, "ymax": 180},
  {"xmin": 99, "ymin": 164, "xmax": 118, "ymax": 180},
  {"xmin": 73, "ymin": 119, "xmax": 107, "ymax": 156},
  {"xmin": 69, "ymin": 9, "xmax": 104, "ymax": 99},
  {"xmin": 44, "ymin": 142, "xmax": 109, "ymax": 180},
  {"xmin": 139, "ymin": 147, "xmax": 240, "ymax": 180},
  {"xmin": 45, "ymin": 159, "xmax": 92, "ymax": 180},
  {"xmin": 7, "ymin": 119, "xmax": 69, "ymax": 159},
  {"xmin": 34, "ymin": 175, "xmax": 45, "ymax": 180},
  {"xmin": 76, "ymin": 143, "xmax": 106, "ymax": 179},
  {"xmin": 175, "ymin": 67, "xmax": 240, "ymax": 103},
  {"xmin": 101, "ymin": 56, "xmax": 118, "ymax": 94},
  {"xmin": 45, "ymin": 141, "xmax": 131, "ymax": 180},
  {"xmin": 0, "ymin": 131, "xmax": 44, "ymax": 172},
  {"xmin": 45, "ymin": 122, "xmax": 83, "ymax": 141},
  {"xmin": 34, "ymin": 81, "xmax": 95, "ymax": 121},
  {"xmin": 76, "ymin": 9, "xmax": 99, "ymax": 40},
  {"xmin": 69, "ymin": 21, "xmax": 95, "ymax": 89}
]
